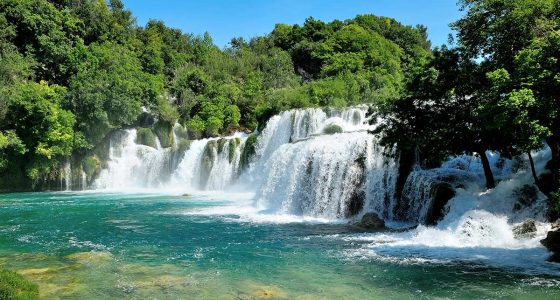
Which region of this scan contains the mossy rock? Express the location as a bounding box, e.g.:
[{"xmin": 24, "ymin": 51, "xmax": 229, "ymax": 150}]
[
  {"xmin": 217, "ymin": 138, "xmax": 227, "ymax": 154},
  {"xmin": 153, "ymin": 121, "xmax": 174, "ymax": 148},
  {"xmin": 81, "ymin": 155, "xmax": 101, "ymax": 183},
  {"xmin": 228, "ymin": 138, "xmax": 240, "ymax": 163},
  {"xmin": 240, "ymin": 135, "xmax": 258, "ymax": 170},
  {"xmin": 135, "ymin": 127, "xmax": 157, "ymax": 148},
  {"xmin": 177, "ymin": 139, "xmax": 191, "ymax": 154},
  {"xmin": 323, "ymin": 124, "xmax": 343, "ymax": 135},
  {"xmin": 0, "ymin": 268, "xmax": 39, "ymax": 300},
  {"xmin": 202, "ymin": 140, "xmax": 218, "ymax": 173}
]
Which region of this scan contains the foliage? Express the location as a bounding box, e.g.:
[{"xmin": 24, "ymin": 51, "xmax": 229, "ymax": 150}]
[
  {"xmin": 0, "ymin": 0, "xmax": 431, "ymax": 189},
  {"xmin": 323, "ymin": 124, "xmax": 343, "ymax": 134},
  {"xmin": 136, "ymin": 127, "xmax": 157, "ymax": 148},
  {"xmin": 153, "ymin": 120, "xmax": 174, "ymax": 148},
  {"xmin": 374, "ymin": 0, "xmax": 560, "ymax": 191},
  {"xmin": 0, "ymin": 269, "xmax": 39, "ymax": 300}
]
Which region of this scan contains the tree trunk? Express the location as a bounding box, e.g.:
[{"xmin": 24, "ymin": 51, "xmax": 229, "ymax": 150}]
[
  {"xmin": 479, "ymin": 150, "xmax": 495, "ymax": 189},
  {"xmin": 527, "ymin": 151, "xmax": 538, "ymax": 185},
  {"xmin": 548, "ymin": 137, "xmax": 560, "ymax": 192}
]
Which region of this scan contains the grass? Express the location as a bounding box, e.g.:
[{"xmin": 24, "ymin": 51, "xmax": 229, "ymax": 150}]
[{"xmin": 0, "ymin": 269, "xmax": 39, "ymax": 300}]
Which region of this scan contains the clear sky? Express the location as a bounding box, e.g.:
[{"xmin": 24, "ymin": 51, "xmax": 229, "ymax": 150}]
[{"xmin": 122, "ymin": 0, "xmax": 464, "ymax": 48}]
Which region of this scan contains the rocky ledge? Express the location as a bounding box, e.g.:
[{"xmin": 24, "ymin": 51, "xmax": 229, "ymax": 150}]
[
  {"xmin": 354, "ymin": 212, "xmax": 385, "ymax": 230},
  {"xmin": 541, "ymin": 222, "xmax": 560, "ymax": 262}
]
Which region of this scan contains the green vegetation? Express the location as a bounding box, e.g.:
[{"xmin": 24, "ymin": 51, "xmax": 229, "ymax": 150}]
[
  {"xmin": 82, "ymin": 154, "xmax": 101, "ymax": 182},
  {"xmin": 136, "ymin": 128, "xmax": 157, "ymax": 148},
  {"xmin": 240, "ymin": 135, "xmax": 259, "ymax": 170},
  {"xmin": 0, "ymin": 0, "xmax": 429, "ymax": 190},
  {"xmin": 153, "ymin": 121, "xmax": 174, "ymax": 148},
  {"xmin": 323, "ymin": 124, "xmax": 343, "ymax": 135},
  {"xmin": 373, "ymin": 0, "xmax": 560, "ymax": 211},
  {"xmin": 0, "ymin": 269, "xmax": 39, "ymax": 300}
]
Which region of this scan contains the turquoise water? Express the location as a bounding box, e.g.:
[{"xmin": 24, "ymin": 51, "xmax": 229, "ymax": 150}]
[{"xmin": 1, "ymin": 192, "xmax": 559, "ymax": 299}]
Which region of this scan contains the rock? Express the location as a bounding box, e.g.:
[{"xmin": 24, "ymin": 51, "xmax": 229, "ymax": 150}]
[
  {"xmin": 322, "ymin": 124, "xmax": 343, "ymax": 135},
  {"xmin": 426, "ymin": 182, "xmax": 455, "ymax": 225},
  {"xmin": 355, "ymin": 212, "xmax": 385, "ymax": 229},
  {"xmin": 135, "ymin": 127, "xmax": 157, "ymax": 148},
  {"xmin": 181, "ymin": 193, "xmax": 192, "ymax": 197},
  {"xmin": 240, "ymin": 134, "xmax": 258, "ymax": 170},
  {"xmin": 66, "ymin": 251, "xmax": 113, "ymax": 265},
  {"xmin": 513, "ymin": 184, "xmax": 539, "ymax": 211},
  {"xmin": 513, "ymin": 219, "xmax": 537, "ymax": 237},
  {"xmin": 551, "ymin": 222, "xmax": 560, "ymax": 231},
  {"xmin": 541, "ymin": 225, "xmax": 560, "ymax": 262},
  {"xmin": 153, "ymin": 120, "xmax": 174, "ymax": 148}
]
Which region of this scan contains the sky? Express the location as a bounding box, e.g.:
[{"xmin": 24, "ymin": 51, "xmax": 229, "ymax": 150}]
[{"xmin": 122, "ymin": 0, "xmax": 464, "ymax": 48}]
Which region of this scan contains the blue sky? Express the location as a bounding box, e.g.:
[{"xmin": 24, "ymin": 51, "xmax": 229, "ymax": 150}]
[{"xmin": 122, "ymin": 0, "xmax": 463, "ymax": 48}]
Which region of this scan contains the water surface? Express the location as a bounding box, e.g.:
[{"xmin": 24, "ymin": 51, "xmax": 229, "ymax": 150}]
[{"xmin": 0, "ymin": 192, "xmax": 559, "ymax": 299}]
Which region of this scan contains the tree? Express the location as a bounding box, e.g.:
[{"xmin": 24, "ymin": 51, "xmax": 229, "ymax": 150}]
[
  {"xmin": 68, "ymin": 42, "xmax": 159, "ymax": 146},
  {"xmin": 6, "ymin": 81, "xmax": 79, "ymax": 180}
]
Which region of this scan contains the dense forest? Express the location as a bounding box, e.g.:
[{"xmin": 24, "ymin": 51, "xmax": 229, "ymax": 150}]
[
  {"xmin": 0, "ymin": 0, "xmax": 430, "ymax": 190},
  {"xmin": 1, "ymin": 0, "xmax": 560, "ymax": 216}
]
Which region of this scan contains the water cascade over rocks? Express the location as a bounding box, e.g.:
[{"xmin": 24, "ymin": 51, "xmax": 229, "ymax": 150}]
[{"xmin": 65, "ymin": 106, "xmax": 552, "ymax": 228}]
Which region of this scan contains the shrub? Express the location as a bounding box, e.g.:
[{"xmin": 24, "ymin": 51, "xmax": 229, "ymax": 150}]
[{"xmin": 0, "ymin": 269, "xmax": 39, "ymax": 300}]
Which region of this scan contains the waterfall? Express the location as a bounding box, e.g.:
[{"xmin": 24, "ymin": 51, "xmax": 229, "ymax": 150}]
[
  {"xmin": 236, "ymin": 106, "xmax": 400, "ymax": 219},
  {"xmin": 64, "ymin": 161, "xmax": 72, "ymax": 191},
  {"xmin": 86, "ymin": 106, "xmax": 551, "ymax": 227},
  {"xmin": 169, "ymin": 135, "xmax": 245, "ymax": 191},
  {"xmin": 94, "ymin": 130, "xmax": 171, "ymax": 189}
]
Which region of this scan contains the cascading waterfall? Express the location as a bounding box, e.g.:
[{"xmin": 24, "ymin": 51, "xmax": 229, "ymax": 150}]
[
  {"xmin": 94, "ymin": 130, "xmax": 171, "ymax": 189},
  {"xmin": 170, "ymin": 135, "xmax": 246, "ymax": 191},
  {"xmin": 87, "ymin": 106, "xmax": 552, "ymax": 232},
  {"xmin": 237, "ymin": 106, "xmax": 400, "ymax": 219}
]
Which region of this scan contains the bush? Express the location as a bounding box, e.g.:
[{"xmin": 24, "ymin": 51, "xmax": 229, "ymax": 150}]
[
  {"xmin": 187, "ymin": 116, "xmax": 205, "ymax": 139},
  {"xmin": 323, "ymin": 124, "xmax": 343, "ymax": 134},
  {"xmin": 0, "ymin": 269, "xmax": 39, "ymax": 300},
  {"xmin": 136, "ymin": 128, "xmax": 157, "ymax": 148}
]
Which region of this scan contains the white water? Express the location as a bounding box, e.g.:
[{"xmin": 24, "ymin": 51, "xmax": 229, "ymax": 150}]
[
  {"xmin": 78, "ymin": 106, "xmax": 560, "ymax": 273},
  {"xmin": 88, "ymin": 107, "xmax": 552, "ymax": 223}
]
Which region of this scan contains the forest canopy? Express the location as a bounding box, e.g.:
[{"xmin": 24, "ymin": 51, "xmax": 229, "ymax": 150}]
[{"xmin": 0, "ymin": 0, "xmax": 431, "ymax": 189}]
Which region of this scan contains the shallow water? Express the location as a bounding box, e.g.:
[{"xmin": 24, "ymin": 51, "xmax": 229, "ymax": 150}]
[{"xmin": 1, "ymin": 192, "xmax": 559, "ymax": 299}]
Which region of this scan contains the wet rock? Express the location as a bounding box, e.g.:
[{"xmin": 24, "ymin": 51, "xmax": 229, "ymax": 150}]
[
  {"xmin": 322, "ymin": 124, "xmax": 343, "ymax": 135},
  {"xmin": 355, "ymin": 212, "xmax": 385, "ymax": 229},
  {"xmin": 135, "ymin": 127, "xmax": 157, "ymax": 148},
  {"xmin": 153, "ymin": 120, "xmax": 174, "ymax": 148},
  {"xmin": 513, "ymin": 184, "xmax": 539, "ymax": 211},
  {"xmin": 426, "ymin": 182, "xmax": 455, "ymax": 225},
  {"xmin": 513, "ymin": 219, "xmax": 537, "ymax": 237},
  {"xmin": 541, "ymin": 223, "xmax": 560, "ymax": 262},
  {"xmin": 181, "ymin": 193, "xmax": 192, "ymax": 197}
]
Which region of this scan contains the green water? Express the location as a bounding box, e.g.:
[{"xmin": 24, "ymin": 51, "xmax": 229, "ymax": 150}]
[{"xmin": 0, "ymin": 192, "xmax": 559, "ymax": 299}]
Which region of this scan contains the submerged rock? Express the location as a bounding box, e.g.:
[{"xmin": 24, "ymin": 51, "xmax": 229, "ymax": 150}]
[
  {"xmin": 513, "ymin": 219, "xmax": 537, "ymax": 237},
  {"xmin": 355, "ymin": 212, "xmax": 385, "ymax": 230},
  {"xmin": 66, "ymin": 251, "xmax": 113, "ymax": 265},
  {"xmin": 541, "ymin": 223, "xmax": 560, "ymax": 262}
]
